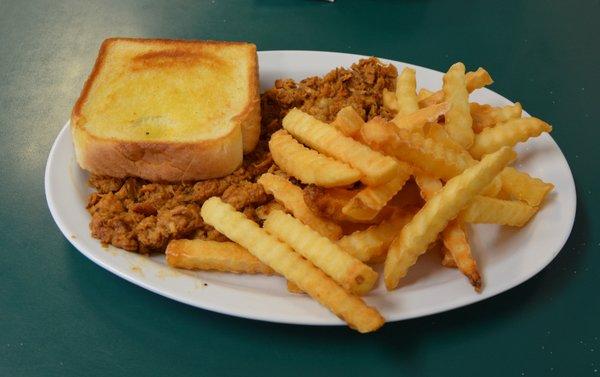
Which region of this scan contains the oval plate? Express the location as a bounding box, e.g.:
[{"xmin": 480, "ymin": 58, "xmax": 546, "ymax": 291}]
[{"xmin": 45, "ymin": 51, "xmax": 576, "ymax": 326}]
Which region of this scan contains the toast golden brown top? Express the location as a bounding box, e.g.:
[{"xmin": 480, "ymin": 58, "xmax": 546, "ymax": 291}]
[{"xmin": 72, "ymin": 38, "xmax": 258, "ymax": 143}]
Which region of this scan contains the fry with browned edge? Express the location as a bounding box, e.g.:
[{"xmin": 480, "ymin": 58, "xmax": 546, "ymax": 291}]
[
  {"xmin": 166, "ymin": 239, "xmax": 274, "ymax": 275},
  {"xmin": 264, "ymin": 210, "xmax": 379, "ymax": 295},
  {"xmin": 201, "ymin": 197, "xmax": 384, "ymax": 333},
  {"xmin": 258, "ymin": 173, "xmax": 342, "ymax": 240},
  {"xmin": 384, "ymin": 147, "xmax": 515, "ymax": 290},
  {"xmin": 283, "ymin": 108, "xmax": 401, "ymax": 186}
]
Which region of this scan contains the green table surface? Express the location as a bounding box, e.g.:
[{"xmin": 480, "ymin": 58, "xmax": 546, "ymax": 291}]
[{"xmin": 1, "ymin": 1, "xmax": 599, "ymax": 376}]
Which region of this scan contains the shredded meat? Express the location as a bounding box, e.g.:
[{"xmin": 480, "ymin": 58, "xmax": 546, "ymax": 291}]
[
  {"xmin": 261, "ymin": 57, "xmax": 397, "ymax": 133},
  {"xmin": 303, "ymin": 185, "xmax": 358, "ymax": 222},
  {"xmin": 87, "ymin": 57, "xmax": 396, "ymax": 253},
  {"xmin": 87, "ymin": 144, "xmax": 272, "ymax": 253}
]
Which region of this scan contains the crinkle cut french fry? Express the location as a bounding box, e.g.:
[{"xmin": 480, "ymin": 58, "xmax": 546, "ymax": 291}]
[
  {"xmin": 418, "ymin": 90, "xmax": 445, "ymax": 109},
  {"xmin": 470, "ymin": 103, "xmax": 496, "ymax": 132},
  {"xmin": 264, "ymin": 210, "xmax": 378, "ymax": 295},
  {"xmin": 422, "ymin": 124, "xmax": 501, "ymax": 197},
  {"xmin": 382, "ymin": 89, "xmax": 398, "ymax": 111},
  {"xmin": 441, "ymin": 247, "xmax": 457, "ymax": 268},
  {"xmin": 461, "ymin": 196, "xmax": 538, "ymax": 226},
  {"xmin": 287, "ymin": 280, "xmax": 304, "ymax": 294},
  {"xmin": 424, "ymin": 123, "xmax": 472, "ymax": 159},
  {"xmin": 282, "ymin": 108, "xmax": 400, "ymax": 186},
  {"xmin": 166, "ymin": 239, "xmax": 275, "ymax": 275},
  {"xmin": 395, "ymin": 67, "xmax": 419, "ymax": 116},
  {"xmin": 392, "ymin": 102, "xmax": 450, "ymax": 133},
  {"xmin": 269, "ymin": 130, "xmax": 361, "ymax": 188},
  {"xmin": 417, "ymin": 88, "xmax": 434, "ymax": 103},
  {"xmin": 469, "ymin": 117, "xmax": 552, "ymax": 159},
  {"xmin": 419, "ymin": 67, "xmax": 493, "ymax": 108},
  {"xmin": 480, "ymin": 174, "xmax": 502, "ymax": 197},
  {"xmin": 200, "ymin": 197, "xmax": 384, "ymax": 333},
  {"xmin": 414, "ymin": 174, "xmax": 443, "ymax": 201},
  {"xmin": 361, "ymin": 118, "xmax": 473, "ymax": 180},
  {"xmin": 258, "ymin": 173, "xmax": 342, "ymax": 240},
  {"xmin": 331, "ymin": 106, "xmax": 365, "ymax": 138},
  {"xmin": 465, "ymin": 67, "xmax": 494, "ymax": 92},
  {"xmin": 443, "ymin": 62, "xmax": 474, "ymax": 149},
  {"xmin": 337, "ymin": 211, "xmax": 413, "ymax": 263},
  {"xmin": 471, "ymin": 102, "xmax": 523, "ymax": 133},
  {"xmin": 255, "ymin": 201, "xmax": 286, "ymax": 221},
  {"xmin": 441, "ymin": 220, "xmax": 481, "ymax": 291},
  {"xmin": 365, "ymin": 121, "xmax": 500, "ymax": 196},
  {"xmin": 384, "ymin": 147, "xmax": 515, "ymax": 290},
  {"xmin": 414, "ymin": 175, "xmax": 482, "ymax": 290},
  {"xmin": 342, "ymin": 161, "xmax": 412, "ymax": 221},
  {"xmin": 500, "ymin": 167, "xmax": 554, "ymax": 206},
  {"xmin": 493, "ymin": 102, "xmax": 523, "ymax": 122}
]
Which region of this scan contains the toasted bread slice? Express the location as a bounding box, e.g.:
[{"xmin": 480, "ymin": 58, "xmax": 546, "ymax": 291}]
[{"xmin": 71, "ymin": 38, "xmax": 260, "ymax": 182}]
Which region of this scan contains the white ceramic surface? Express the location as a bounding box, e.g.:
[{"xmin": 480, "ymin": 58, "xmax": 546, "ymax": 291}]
[{"xmin": 45, "ymin": 51, "xmax": 576, "ymax": 326}]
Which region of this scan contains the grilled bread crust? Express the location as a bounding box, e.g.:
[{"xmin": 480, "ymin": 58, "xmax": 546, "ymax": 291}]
[{"xmin": 71, "ymin": 38, "xmax": 260, "ymax": 182}]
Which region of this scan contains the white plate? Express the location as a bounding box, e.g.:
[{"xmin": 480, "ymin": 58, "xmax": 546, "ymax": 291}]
[{"xmin": 45, "ymin": 51, "xmax": 576, "ymax": 326}]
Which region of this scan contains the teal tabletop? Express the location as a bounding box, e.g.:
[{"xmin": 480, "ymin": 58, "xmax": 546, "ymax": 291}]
[{"xmin": 1, "ymin": 1, "xmax": 599, "ymax": 376}]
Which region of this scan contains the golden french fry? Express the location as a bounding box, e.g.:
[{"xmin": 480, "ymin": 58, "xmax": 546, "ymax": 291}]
[
  {"xmin": 419, "ymin": 67, "xmax": 493, "ymax": 107},
  {"xmin": 255, "ymin": 201, "xmax": 286, "ymax": 221},
  {"xmin": 423, "ymin": 124, "xmax": 501, "ymax": 196},
  {"xmin": 337, "ymin": 210, "xmax": 413, "ymax": 263},
  {"xmin": 441, "ymin": 247, "xmax": 457, "ymax": 268},
  {"xmin": 418, "ymin": 91, "xmax": 444, "ymax": 109},
  {"xmin": 481, "ymin": 174, "xmax": 502, "ymax": 197},
  {"xmin": 414, "ymin": 173, "xmax": 443, "ymax": 201},
  {"xmin": 365, "ymin": 121, "xmax": 501, "ymax": 197},
  {"xmin": 269, "ymin": 129, "xmax": 361, "ymax": 187},
  {"xmin": 471, "ymin": 102, "xmax": 523, "ymax": 133},
  {"xmin": 258, "ymin": 173, "xmax": 342, "ymax": 240},
  {"xmin": 470, "ymin": 103, "xmax": 496, "ymax": 132},
  {"xmin": 287, "ymin": 281, "xmax": 304, "ymax": 294},
  {"xmin": 417, "ymin": 88, "xmax": 434, "ymax": 103},
  {"xmin": 465, "ymin": 67, "xmax": 494, "ymax": 92},
  {"xmin": 395, "ymin": 67, "xmax": 419, "ymax": 116},
  {"xmin": 414, "ymin": 175, "xmax": 482, "ymax": 290},
  {"xmin": 443, "ymin": 62, "xmax": 474, "ymax": 148},
  {"xmin": 283, "ymin": 108, "xmax": 400, "ymax": 185},
  {"xmin": 166, "ymin": 239, "xmax": 275, "ymax": 275},
  {"xmin": 441, "ymin": 220, "xmax": 481, "ymax": 291},
  {"xmin": 469, "ymin": 117, "xmax": 552, "ymax": 159},
  {"xmin": 499, "ymin": 167, "xmax": 554, "ymax": 206},
  {"xmin": 201, "ymin": 197, "xmax": 384, "ymax": 333},
  {"xmin": 361, "ymin": 118, "xmax": 473, "ymax": 180},
  {"xmin": 424, "ymin": 123, "xmax": 471, "ymax": 159},
  {"xmin": 493, "ymin": 102, "xmax": 523, "ymax": 121},
  {"xmin": 392, "ymin": 102, "xmax": 450, "ymax": 133},
  {"xmin": 331, "ymin": 106, "xmax": 365, "ymax": 138},
  {"xmin": 264, "ymin": 210, "xmax": 379, "ymax": 295},
  {"xmin": 342, "ymin": 161, "xmax": 412, "ymax": 221},
  {"xmin": 382, "ymin": 89, "xmax": 398, "ymax": 111},
  {"xmin": 384, "ymin": 147, "xmax": 515, "ymax": 290},
  {"xmin": 461, "ymin": 196, "xmax": 538, "ymax": 226}
]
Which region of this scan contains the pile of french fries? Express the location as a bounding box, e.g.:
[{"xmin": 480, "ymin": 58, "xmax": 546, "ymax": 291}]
[{"xmin": 165, "ymin": 62, "xmax": 554, "ymax": 332}]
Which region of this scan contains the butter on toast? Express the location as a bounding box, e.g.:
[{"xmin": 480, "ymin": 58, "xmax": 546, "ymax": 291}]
[{"xmin": 71, "ymin": 38, "xmax": 260, "ymax": 182}]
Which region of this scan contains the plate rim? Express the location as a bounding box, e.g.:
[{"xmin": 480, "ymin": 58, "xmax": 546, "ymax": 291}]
[{"xmin": 45, "ymin": 50, "xmax": 577, "ymax": 326}]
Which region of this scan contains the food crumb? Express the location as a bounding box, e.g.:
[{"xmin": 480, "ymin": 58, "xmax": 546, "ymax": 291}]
[{"xmin": 131, "ymin": 266, "xmax": 143, "ymax": 275}]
